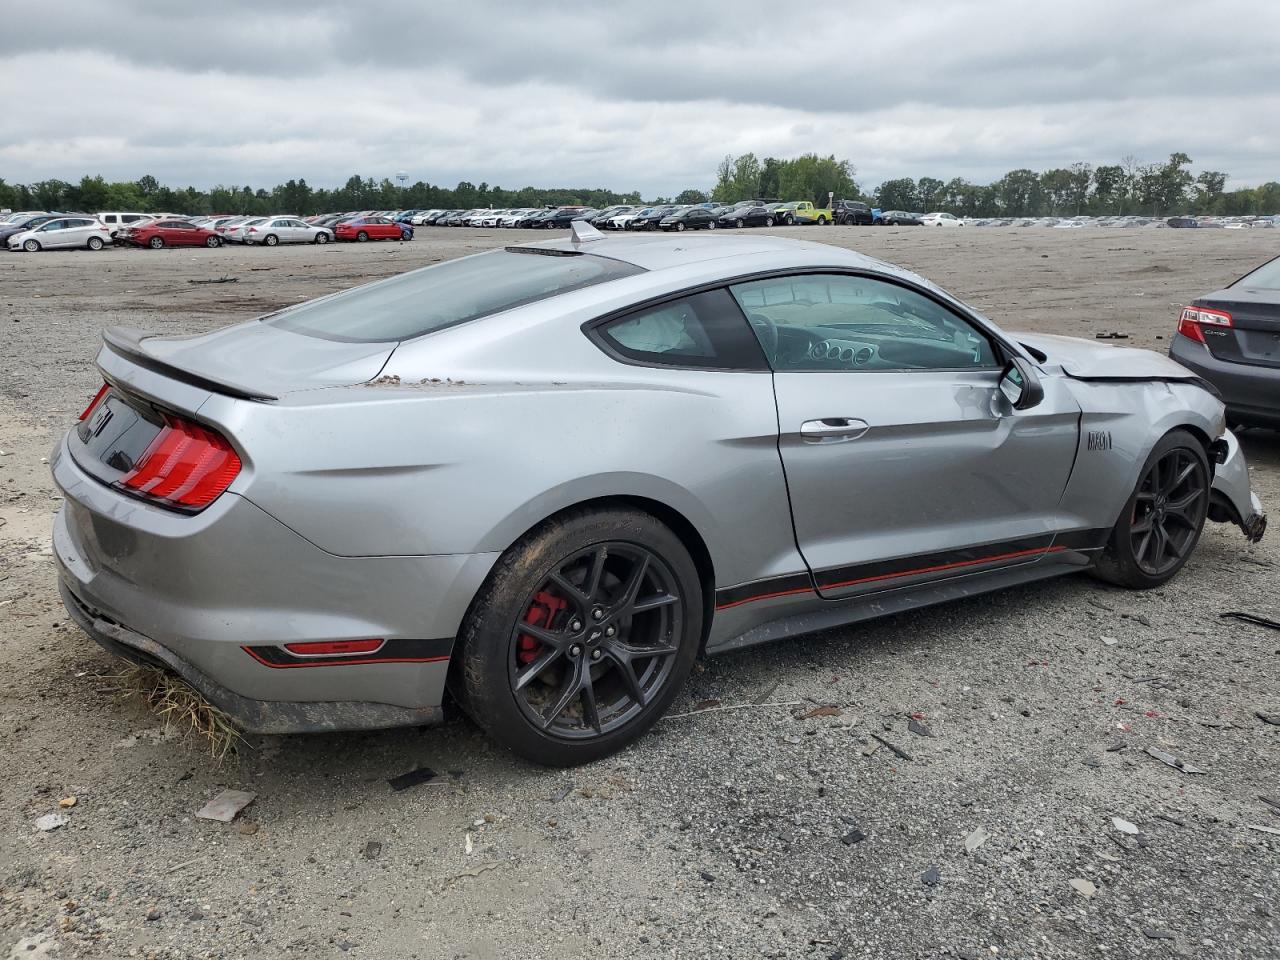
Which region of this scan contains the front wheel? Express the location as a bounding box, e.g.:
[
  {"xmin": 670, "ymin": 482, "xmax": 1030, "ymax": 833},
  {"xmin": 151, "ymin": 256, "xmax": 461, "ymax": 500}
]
[
  {"xmin": 707, "ymin": 219, "xmax": 716, "ymax": 230},
  {"xmin": 818, "ymin": 216, "xmax": 828, "ymax": 225},
  {"xmin": 205, "ymin": 235, "xmax": 221, "ymax": 248},
  {"xmin": 675, "ymin": 222, "xmax": 685, "ymax": 232},
  {"xmin": 87, "ymin": 236, "xmax": 104, "ymax": 250},
  {"xmin": 1092, "ymin": 430, "xmax": 1210, "ymax": 589},
  {"xmin": 453, "ymin": 507, "xmax": 702, "ymax": 766},
  {"xmin": 315, "ymin": 232, "xmax": 329, "ymax": 244},
  {"xmin": 149, "ymin": 236, "xmax": 164, "ymax": 249},
  {"xmin": 764, "ymin": 217, "xmax": 774, "ymax": 227},
  {"xmin": 23, "ymin": 239, "xmax": 40, "ymax": 252},
  {"xmin": 263, "ymin": 234, "xmax": 279, "ymax": 247}
]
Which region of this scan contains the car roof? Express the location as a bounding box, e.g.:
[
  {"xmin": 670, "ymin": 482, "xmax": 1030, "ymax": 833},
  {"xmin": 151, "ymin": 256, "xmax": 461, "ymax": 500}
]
[{"xmin": 513, "ymin": 233, "xmax": 884, "ymax": 274}]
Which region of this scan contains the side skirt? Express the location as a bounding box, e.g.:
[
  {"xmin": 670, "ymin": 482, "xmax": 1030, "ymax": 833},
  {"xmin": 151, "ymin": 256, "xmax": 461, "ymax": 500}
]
[{"xmin": 705, "ymin": 550, "xmax": 1096, "ymax": 655}]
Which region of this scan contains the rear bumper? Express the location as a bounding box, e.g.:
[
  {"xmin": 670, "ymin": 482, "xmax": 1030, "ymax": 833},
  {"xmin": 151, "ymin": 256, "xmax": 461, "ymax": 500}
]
[
  {"xmin": 1170, "ymin": 337, "xmax": 1280, "ymax": 427},
  {"xmin": 50, "ymin": 433, "xmax": 498, "ymax": 732},
  {"xmin": 59, "ymin": 581, "xmax": 443, "ymax": 734}
]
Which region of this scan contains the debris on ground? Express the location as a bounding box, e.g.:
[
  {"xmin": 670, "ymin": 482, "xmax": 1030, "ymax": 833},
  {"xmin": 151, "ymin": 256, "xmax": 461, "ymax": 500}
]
[
  {"xmin": 550, "ymin": 783, "xmax": 573, "ymax": 803},
  {"xmin": 1099, "ymin": 635, "xmax": 1118, "ymax": 646},
  {"xmin": 34, "ymin": 812, "xmax": 68, "ymax": 832},
  {"xmin": 58, "ymin": 796, "xmax": 77, "ymax": 809},
  {"xmin": 964, "ymin": 826, "xmax": 989, "ymax": 853},
  {"xmin": 362, "ymin": 840, "xmax": 382, "ymax": 859},
  {"xmin": 870, "ymin": 733, "xmax": 912, "ymax": 761},
  {"xmin": 464, "ymin": 832, "xmax": 474, "ymax": 855},
  {"xmin": 1144, "ymin": 746, "xmax": 1208, "ymax": 775},
  {"xmin": 920, "ymin": 866, "xmax": 941, "ymax": 887},
  {"xmin": 439, "ymin": 861, "xmax": 498, "ymax": 889},
  {"xmin": 907, "ymin": 718, "xmax": 934, "ymax": 738},
  {"xmin": 799, "ymin": 704, "xmax": 842, "ymax": 719},
  {"xmin": 186, "ymin": 276, "xmax": 238, "ymax": 284},
  {"xmin": 1069, "ymin": 878, "xmax": 1097, "ymax": 899},
  {"xmin": 1247, "ymin": 824, "xmax": 1280, "ymax": 836},
  {"xmin": 1220, "ymin": 611, "xmax": 1280, "ymax": 631},
  {"xmin": 1095, "ymin": 331, "xmax": 1130, "ymax": 339},
  {"xmin": 1258, "ymin": 796, "xmax": 1280, "ymax": 814},
  {"xmin": 194, "ymin": 789, "xmax": 257, "ymax": 823},
  {"xmin": 699, "ymin": 870, "xmax": 715, "ymax": 882},
  {"xmin": 1142, "ymin": 928, "xmax": 1175, "ymax": 940},
  {"xmin": 386, "ymin": 767, "xmax": 437, "ymax": 791},
  {"xmin": 1112, "ymin": 817, "xmax": 1140, "ymax": 835},
  {"xmin": 840, "ymin": 828, "xmax": 866, "ymax": 846},
  {"xmin": 1256, "ymin": 712, "xmax": 1280, "ymax": 727}
]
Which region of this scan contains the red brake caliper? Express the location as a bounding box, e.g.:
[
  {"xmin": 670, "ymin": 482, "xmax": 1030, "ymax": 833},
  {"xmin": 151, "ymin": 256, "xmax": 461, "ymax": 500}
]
[{"xmin": 519, "ymin": 590, "xmax": 568, "ymax": 666}]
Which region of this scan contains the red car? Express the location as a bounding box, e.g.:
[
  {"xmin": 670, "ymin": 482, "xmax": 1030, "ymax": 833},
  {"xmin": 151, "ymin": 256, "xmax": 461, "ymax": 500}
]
[
  {"xmin": 334, "ymin": 217, "xmax": 404, "ymax": 242},
  {"xmin": 121, "ymin": 219, "xmax": 222, "ymax": 249}
]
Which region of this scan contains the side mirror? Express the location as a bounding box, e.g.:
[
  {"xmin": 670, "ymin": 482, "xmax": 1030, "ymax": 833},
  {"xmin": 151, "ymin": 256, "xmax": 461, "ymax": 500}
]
[{"xmin": 999, "ymin": 357, "xmax": 1044, "ymax": 410}]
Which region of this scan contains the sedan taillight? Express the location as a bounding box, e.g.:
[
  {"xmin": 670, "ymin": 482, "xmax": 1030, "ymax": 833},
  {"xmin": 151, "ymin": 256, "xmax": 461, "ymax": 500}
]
[
  {"xmin": 1177, "ymin": 305, "xmax": 1232, "ymax": 344},
  {"xmin": 118, "ymin": 414, "xmax": 242, "ymax": 509}
]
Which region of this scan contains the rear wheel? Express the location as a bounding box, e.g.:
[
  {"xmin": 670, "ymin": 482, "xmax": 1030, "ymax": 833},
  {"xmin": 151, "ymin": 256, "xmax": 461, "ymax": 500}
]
[
  {"xmin": 87, "ymin": 236, "xmax": 104, "ymax": 250},
  {"xmin": 263, "ymin": 234, "xmax": 279, "ymax": 247},
  {"xmin": 149, "ymin": 236, "xmax": 164, "ymax": 249},
  {"xmin": 356, "ymin": 230, "xmax": 368, "ymax": 242},
  {"xmin": 205, "ymin": 235, "xmax": 221, "ymax": 248},
  {"xmin": 1092, "ymin": 430, "xmax": 1210, "ymax": 589},
  {"xmin": 454, "ymin": 507, "xmax": 702, "ymax": 766},
  {"xmin": 707, "ymin": 219, "xmax": 716, "ymax": 230},
  {"xmin": 675, "ymin": 222, "xmax": 686, "ymax": 232},
  {"xmin": 315, "ymin": 232, "xmax": 329, "ymax": 244},
  {"xmin": 764, "ymin": 217, "xmax": 774, "ymax": 227}
]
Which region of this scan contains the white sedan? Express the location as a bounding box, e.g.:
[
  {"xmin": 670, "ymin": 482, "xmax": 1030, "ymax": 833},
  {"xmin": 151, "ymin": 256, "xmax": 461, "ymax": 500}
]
[
  {"xmin": 243, "ymin": 217, "xmax": 334, "ymax": 246},
  {"xmin": 8, "ymin": 216, "xmax": 113, "ymax": 251},
  {"xmin": 920, "ymin": 212, "xmax": 964, "ymax": 227}
]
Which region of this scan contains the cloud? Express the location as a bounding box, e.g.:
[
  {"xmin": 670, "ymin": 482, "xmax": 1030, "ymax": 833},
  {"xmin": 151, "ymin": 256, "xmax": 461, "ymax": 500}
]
[{"xmin": 1, "ymin": 1, "xmax": 1276, "ymax": 193}]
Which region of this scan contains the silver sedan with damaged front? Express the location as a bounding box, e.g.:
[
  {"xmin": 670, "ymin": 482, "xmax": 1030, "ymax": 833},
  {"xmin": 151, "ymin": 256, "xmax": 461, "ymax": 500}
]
[{"xmin": 51, "ymin": 225, "xmax": 1266, "ymax": 766}]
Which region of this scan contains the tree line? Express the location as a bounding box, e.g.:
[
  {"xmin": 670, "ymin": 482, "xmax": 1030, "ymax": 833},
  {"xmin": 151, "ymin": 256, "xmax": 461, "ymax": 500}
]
[{"xmin": 1, "ymin": 151, "xmax": 1276, "ymax": 218}]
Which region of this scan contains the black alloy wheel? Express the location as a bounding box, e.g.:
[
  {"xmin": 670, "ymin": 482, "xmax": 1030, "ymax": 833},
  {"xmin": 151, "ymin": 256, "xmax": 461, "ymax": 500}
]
[
  {"xmin": 1128, "ymin": 447, "xmax": 1209, "ymax": 577},
  {"xmin": 509, "ymin": 542, "xmax": 683, "ymax": 739},
  {"xmin": 1093, "ymin": 429, "xmax": 1209, "ymax": 589},
  {"xmin": 454, "ymin": 507, "xmax": 702, "ymax": 765}
]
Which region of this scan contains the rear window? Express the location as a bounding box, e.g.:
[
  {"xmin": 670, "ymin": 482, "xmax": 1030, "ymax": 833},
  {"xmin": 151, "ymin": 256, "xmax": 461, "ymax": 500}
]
[
  {"xmin": 1235, "ymin": 256, "xmax": 1280, "ymax": 290},
  {"xmin": 267, "ymin": 248, "xmax": 645, "ymax": 342}
]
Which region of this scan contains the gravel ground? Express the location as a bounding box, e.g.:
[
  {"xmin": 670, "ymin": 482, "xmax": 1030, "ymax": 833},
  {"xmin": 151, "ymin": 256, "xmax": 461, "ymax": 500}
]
[{"xmin": 1, "ymin": 227, "xmax": 1277, "ymax": 960}]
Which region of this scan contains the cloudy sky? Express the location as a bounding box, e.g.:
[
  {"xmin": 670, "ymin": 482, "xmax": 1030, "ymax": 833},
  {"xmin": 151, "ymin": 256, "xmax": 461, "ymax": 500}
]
[{"xmin": 1, "ymin": 0, "xmax": 1277, "ymax": 196}]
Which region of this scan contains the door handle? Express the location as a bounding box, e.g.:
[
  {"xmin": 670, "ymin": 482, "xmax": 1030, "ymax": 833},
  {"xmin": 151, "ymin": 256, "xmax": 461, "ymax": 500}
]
[{"xmin": 800, "ymin": 418, "xmax": 869, "ymax": 443}]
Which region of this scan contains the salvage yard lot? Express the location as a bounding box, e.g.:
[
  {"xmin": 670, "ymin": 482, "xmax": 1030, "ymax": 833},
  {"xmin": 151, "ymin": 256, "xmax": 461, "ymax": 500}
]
[{"xmin": 2, "ymin": 228, "xmax": 1278, "ymax": 959}]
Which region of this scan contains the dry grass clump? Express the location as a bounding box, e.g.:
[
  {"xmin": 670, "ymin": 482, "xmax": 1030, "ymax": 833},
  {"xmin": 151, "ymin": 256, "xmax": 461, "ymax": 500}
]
[{"xmin": 104, "ymin": 664, "xmax": 244, "ymax": 761}]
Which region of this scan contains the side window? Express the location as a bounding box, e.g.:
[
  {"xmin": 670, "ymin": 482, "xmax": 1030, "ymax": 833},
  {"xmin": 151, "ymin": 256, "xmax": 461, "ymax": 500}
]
[
  {"xmin": 593, "ymin": 289, "xmax": 768, "ymax": 370},
  {"xmin": 729, "ymin": 274, "xmax": 999, "ymax": 372},
  {"xmin": 41, "ymin": 220, "xmax": 66, "ymax": 231}
]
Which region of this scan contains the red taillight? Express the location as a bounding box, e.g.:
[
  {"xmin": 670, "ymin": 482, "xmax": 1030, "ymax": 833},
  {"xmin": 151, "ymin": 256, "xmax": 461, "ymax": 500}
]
[
  {"xmin": 118, "ymin": 414, "xmax": 241, "ymax": 509},
  {"xmin": 1177, "ymin": 305, "xmax": 1232, "ymax": 344},
  {"xmin": 79, "ymin": 382, "xmax": 111, "ymax": 421},
  {"xmin": 283, "ymin": 639, "xmax": 384, "ymax": 656}
]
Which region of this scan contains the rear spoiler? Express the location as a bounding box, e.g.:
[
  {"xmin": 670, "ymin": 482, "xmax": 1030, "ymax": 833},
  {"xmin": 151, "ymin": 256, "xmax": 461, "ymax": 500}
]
[{"xmin": 102, "ymin": 326, "xmax": 279, "ymax": 402}]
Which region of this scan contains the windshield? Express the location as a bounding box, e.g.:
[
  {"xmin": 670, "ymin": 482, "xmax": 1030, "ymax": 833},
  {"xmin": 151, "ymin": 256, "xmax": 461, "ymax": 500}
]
[
  {"xmin": 1236, "ymin": 256, "xmax": 1280, "ymax": 290},
  {"xmin": 267, "ymin": 248, "xmax": 645, "ymax": 342}
]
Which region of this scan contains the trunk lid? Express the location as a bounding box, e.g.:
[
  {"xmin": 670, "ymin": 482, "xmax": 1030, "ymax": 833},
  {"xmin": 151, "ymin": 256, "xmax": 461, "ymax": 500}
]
[
  {"xmin": 1196, "ymin": 288, "xmax": 1280, "ymax": 369},
  {"xmin": 103, "ymin": 322, "xmax": 397, "ymax": 400}
]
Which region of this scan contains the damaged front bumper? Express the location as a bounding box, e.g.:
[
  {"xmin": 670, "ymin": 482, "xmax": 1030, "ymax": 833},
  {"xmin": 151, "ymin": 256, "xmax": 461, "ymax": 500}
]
[{"xmin": 1210, "ymin": 429, "xmax": 1267, "ymax": 543}]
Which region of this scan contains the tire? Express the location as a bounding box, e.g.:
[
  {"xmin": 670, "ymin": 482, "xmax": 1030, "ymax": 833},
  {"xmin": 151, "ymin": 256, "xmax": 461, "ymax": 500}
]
[
  {"xmin": 1091, "ymin": 429, "xmax": 1210, "ymax": 589},
  {"xmin": 205, "ymin": 235, "xmax": 221, "ymax": 248},
  {"xmin": 707, "ymin": 220, "xmax": 716, "ymax": 230},
  {"xmin": 87, "ymin": 236, "xmax": 104, "ymax": 251},
  {"xmin": 453, "ymin": 506, "xmax": 703, "ymax": 766},
  {"xmin": 818, "ymin": 216, "xmax": 828, "ymax": 225},
  {"xmin": 736, "ymin": 219, "xmax": 745, "ymax": 229},
  {"xmin": 764, "ymin": 217, "xmax": 774, "ymax": 227},
  {"xmin": 675, "ymin": 222, "xmax": 685, "ymax": 232},
  {"xmin": 315, "ymin": 232, "xmax": 329, "ymax": 244},
  {"xmin": 23, "ymin": 239, "xmax": 40, "ymax": 252},
  {"xmin": 785, "ymin": 215, "xmax": 795, "ymax": 225},
  {"xmin": 149, "ymin": 236, "xmax": 164, "ymax": 249},
  {"xmin": 263, "ymin": 234, "xmax": 279, "ymax": 247},
  {"xmin": 356, "ymin": 230, "xmax": 368, "ymax": 242}
]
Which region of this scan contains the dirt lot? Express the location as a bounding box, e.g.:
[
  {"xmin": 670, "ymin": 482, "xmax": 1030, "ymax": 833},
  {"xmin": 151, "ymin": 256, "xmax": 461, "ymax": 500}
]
[{"xmin": 2, "ymin": 228, "xmax": 1278, "ymax": 960}]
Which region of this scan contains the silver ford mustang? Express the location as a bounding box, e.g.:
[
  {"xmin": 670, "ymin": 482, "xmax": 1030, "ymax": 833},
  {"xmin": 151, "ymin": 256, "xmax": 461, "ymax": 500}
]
[{"xmin": 52, "ymin": 225, "xmax": 1266, "ymax": 765}]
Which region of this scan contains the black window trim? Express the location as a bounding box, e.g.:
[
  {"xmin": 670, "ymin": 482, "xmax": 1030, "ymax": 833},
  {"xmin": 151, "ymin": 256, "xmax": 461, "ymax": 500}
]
[{"xmin": 581, "ymin": 266, "xmax": 1022, "ymax": 373}]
